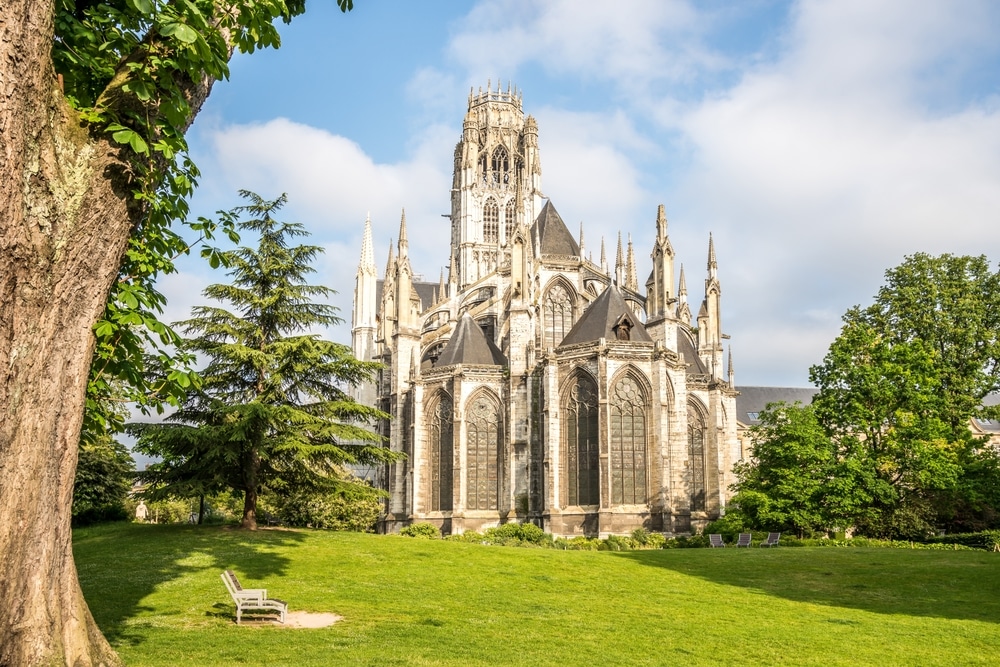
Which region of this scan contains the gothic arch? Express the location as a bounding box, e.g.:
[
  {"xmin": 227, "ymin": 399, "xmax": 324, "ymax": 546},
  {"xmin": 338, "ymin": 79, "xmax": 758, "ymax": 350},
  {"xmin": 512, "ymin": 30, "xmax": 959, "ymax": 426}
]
[
  {"xmin": 541, "ymin": 277, "xmax": 577, "ymax": 350},
  {"xmin": 427, "ymin": 391, "xmax": 454, "ymax": 512},
  {"xmin": 482, "ymin": 197, "xmax": 499, "ymax": 244},
  {"xmin": 687, "ymin": 398, "xmax": 708, "ymax": 512},
  {"xmin": 561, "ymin": 370, "xmax": 600, "ymax": 507},
  {"xmin": 608, "ymin": 368, "xmax": 650, "ymax": 505},
  {"xmin": 465, "ymin": 389, "xmax": 502, "ymax": 511},
  {"xmin": 491, "ymin": 145, "xmax": 510, "ymax": 184}
]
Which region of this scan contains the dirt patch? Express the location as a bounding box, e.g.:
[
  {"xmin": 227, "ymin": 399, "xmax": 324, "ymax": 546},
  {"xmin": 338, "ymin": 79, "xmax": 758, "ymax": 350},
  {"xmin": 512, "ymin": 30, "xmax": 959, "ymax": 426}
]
[{"xmin": 283, "ymin": 611, "xmax": 343, "ymax": 628}]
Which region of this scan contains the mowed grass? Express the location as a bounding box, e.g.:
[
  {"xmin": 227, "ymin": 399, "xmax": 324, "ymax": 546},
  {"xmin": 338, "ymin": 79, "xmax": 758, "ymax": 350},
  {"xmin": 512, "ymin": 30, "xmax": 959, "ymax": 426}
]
[{"xmin": 74, "ymin": 523, "xmax": 1000, "ymax": 666}]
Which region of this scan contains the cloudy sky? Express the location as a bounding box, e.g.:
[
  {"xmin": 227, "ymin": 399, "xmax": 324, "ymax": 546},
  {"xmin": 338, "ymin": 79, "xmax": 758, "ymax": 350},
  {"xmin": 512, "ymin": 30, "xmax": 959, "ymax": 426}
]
[{"xmin": 170, "ymin": 0, "xmax": 1000, "ymax": 387}]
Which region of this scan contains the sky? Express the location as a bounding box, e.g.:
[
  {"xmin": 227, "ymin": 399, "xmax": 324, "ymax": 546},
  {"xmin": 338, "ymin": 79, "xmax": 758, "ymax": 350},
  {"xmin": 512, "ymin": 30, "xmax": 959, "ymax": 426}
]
[{"xmin": 167, "ymin": 0, "xmax": 1000, "ymax": 388}]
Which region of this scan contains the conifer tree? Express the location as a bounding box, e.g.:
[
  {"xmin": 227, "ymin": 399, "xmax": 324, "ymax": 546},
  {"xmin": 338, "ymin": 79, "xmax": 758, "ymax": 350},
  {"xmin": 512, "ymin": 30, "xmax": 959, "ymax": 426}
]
[{"xmin": 133, "ymin": 191, "xmax": 393, "ymax": 529}]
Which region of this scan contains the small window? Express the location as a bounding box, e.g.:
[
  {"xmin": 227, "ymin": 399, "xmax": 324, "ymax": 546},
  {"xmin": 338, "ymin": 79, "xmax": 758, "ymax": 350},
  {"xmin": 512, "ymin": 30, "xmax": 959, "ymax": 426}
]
[{"xmin": 746, "ymin": 412, "xmax": 760, "ymax": 421}]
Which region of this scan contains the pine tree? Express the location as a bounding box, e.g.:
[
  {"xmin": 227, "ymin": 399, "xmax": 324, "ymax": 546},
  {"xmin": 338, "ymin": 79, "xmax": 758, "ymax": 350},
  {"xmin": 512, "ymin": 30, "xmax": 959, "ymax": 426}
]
[{"xmin": 133, "ymin": 191, "xmax": 393, "ymax": 529}]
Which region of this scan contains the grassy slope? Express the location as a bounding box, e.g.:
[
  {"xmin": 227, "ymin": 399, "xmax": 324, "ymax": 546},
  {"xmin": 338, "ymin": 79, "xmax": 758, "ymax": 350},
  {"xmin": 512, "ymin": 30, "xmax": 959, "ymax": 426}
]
[{"xmin": 74, "ymin": 523, "xmax": 1000, "ymax": 666}]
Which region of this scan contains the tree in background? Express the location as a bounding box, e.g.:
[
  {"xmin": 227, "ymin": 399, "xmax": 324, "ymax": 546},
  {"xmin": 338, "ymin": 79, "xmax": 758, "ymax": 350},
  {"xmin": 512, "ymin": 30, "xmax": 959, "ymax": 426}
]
[
  {"xmin": 733, "ymin": 254, "xmax": 1000, "ymax": 539},
  {"xmin": 132, "ymin": 192, "xmax": 395, "ymax": 530},
  {"xmin": 72, "ymin": 436, "xmax": 136, "ymax": 527},
  {"xmin": 1, "ymin": 2, "xmax": 352, "ymax": 663}
]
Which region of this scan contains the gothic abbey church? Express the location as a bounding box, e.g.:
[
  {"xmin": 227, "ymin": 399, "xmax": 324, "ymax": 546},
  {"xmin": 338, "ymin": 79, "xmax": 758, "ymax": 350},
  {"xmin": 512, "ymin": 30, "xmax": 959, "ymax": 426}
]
[{"xmin": 352, "ymin": 83, "xmax": 740, "ymax": 537}]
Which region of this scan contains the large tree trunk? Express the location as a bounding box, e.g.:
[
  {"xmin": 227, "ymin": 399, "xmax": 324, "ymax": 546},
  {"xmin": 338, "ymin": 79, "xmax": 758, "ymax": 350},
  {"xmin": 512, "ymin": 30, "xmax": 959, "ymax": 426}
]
[{"xmin": 0, "ymin": 4, "xmax": 135, "ymax": 665}]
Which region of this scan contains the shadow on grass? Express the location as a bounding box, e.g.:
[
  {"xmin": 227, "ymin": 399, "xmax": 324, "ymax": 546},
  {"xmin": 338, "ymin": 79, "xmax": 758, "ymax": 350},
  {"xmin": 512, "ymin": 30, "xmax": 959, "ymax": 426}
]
[
  {"xmin": 612, "ymin": 547, "xmax": 1000, "ymax": 624},
  {"xmin": 73, "ymin": 523, "xmax": 307, "ymax": 646}
]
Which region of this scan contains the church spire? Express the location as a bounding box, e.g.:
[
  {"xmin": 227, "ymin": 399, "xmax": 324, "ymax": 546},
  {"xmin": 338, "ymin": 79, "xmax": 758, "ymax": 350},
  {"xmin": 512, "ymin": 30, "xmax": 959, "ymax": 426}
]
[
  {"xmin": 358, "ymin": 213, "xmax": 375, "ymax": 274},
  {"xmin": 384, "ymin": 239, "xmax": 395, "ymax": 281},
  {"xmin": 600, "ymin": 237, "xmax": 608, "ymax": 275},
  {"xmin": 626, "ymin": 234, "xmax": 637, "ymax": 291},
  {"xmin": 397, "ymin": 208, "xmax": 409, "ymax": 259},
  {"xmin": 708, "ymin": 232, "xmax": 717, "ymax": 280},
  {"xmin": 615, "ymin": 232, "xmax": 624, "ymax": 286},
  {"xmin": 727, "ymin": 346, "xmax": 735, "ymax": 386},
  {"xmin": 579, "ymin": 222, "xmax": 586, "ymax": 261},
  {"xmin": 656, "ymin": 203, "xmax": 667, "ymax": 241},
  {"xmin": 439, "ymin": 268, "xmax": 446, "ymax": 303},
  {"xmin": 677, "ymin": 264, "xmax": 691, "ymax": 324}
]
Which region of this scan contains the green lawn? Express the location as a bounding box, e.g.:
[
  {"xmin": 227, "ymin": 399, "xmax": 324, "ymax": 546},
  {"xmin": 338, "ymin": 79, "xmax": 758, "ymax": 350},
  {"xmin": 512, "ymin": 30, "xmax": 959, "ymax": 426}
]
[{"xmin": 74, "ymin": 523, "xmax": 1000, "ymax": 666}]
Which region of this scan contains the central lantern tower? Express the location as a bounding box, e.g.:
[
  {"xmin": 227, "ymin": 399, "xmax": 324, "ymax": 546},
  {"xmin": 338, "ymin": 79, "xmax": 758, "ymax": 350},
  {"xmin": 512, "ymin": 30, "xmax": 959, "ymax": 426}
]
[{"xmin": 450, "ymin": 81, "xmax": 544, "ymax": 289}]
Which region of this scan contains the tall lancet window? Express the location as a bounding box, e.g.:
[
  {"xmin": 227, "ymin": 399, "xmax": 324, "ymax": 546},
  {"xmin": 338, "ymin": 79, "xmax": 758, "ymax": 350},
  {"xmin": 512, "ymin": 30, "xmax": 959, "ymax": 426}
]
[
  {"xmin": 610, "ymin": 375, "xmax": 647, "ymax": 505},
  {"xmin": 565, "ymin": 373, "xmax": 600, "ymax": 506},
  {"xmin": 483, "ymin": 198, "xmax": 499, "ymax": 244},
  {"xmin": 429, "ymin": 393, "xmax": 454, "ymax": 512},
  {"xmin": 466, "ymin": 392, "xmax": 500, "ymax": 510},
  {"xmin": 504, "ymin": 199, "xmax": 516, "ymax": 243},
  {"xmin": 491, "ymin": 145, "xmax": 509, "ymax": 184},
  {"xmin": 688, "ymin": 406, "xmax": 706, "ymax": 511},
  {"xmin": 543, "ymin": 283, "xmax": 574, "ymax": 349}
]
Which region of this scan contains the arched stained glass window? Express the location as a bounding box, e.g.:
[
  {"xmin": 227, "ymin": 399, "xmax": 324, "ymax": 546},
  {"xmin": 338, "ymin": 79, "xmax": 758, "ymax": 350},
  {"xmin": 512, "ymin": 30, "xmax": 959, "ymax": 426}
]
[
  {"xmin": 544, "ymin": 284, "xmax": 574, "ymax": 349},
  {"xmin": 565, "ymin": 374, "xmax": 600, "ymax": 506},
  {"xmin": 483, "ymin": 198, "xmax": 499, "ymax": 244},
  {"xmin": 491, "ymin": 145, "xmax": 509, "ymax": 184},
  {"xmin": 504, "ymin": 200, "xmax": 515, "ymax": 243},
  {"xmin": 467, "ymin": 394, "xmax": 500, "ymax": 510},
  {"xmin": 610, "ymin": 375, "xmax": 647, "ymax": 504},
  {"xmin": 429, "ymin": 394, "xmax": 454, "ymax": 512},
  {"xmin": 688, "ymin": 407, "xmax": 706, "ymax": 511}
]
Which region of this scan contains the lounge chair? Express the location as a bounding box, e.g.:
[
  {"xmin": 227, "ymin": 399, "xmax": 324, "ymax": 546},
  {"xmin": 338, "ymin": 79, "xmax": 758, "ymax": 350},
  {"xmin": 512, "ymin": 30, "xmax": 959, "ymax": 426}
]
[
  {"xmin": 736, "ymin": 533, "xmax": 752, "ymax": 547},
  {"xmin": 709, "ymin": 534, "xmax": 725, "ymax": 548},
  {"xmin": 221, "ymin": 570, "xmax": 287, "ymax": 624},
  {"xmin": 761, "ymin": 532, "xmax": 781, "ymax": 547}
]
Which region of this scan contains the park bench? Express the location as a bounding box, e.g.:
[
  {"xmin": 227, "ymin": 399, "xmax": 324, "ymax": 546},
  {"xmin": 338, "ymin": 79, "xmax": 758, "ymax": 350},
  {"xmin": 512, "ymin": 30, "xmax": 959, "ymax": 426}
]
[
  {"xmin": 736, "ymin": 533, "xmax": 752, "ymax": 547},
  {"xmin": 221, "ymin": 570, "xmax": 287, "ymax": 624},
  {"xmin": 760, "ymin": 532, "xmax": 781, "ymax": 547},
  {"xmin": 708, "ymin": 534, "xmax": 725, "ymax": 548}
]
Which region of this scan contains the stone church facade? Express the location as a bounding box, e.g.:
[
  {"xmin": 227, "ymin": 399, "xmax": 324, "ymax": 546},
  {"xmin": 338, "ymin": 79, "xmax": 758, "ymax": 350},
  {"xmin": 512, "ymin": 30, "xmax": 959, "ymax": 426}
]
[{"xmin": 352, "ymin": 83, "xmax": 740, "ymax": 537}]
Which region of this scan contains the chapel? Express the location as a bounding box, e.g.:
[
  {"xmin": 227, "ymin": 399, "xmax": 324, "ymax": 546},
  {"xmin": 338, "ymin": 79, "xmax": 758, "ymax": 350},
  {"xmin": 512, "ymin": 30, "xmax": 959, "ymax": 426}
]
[{"xmin": 351, "ymin": 82, "xmax": 740, "ymax": 537}]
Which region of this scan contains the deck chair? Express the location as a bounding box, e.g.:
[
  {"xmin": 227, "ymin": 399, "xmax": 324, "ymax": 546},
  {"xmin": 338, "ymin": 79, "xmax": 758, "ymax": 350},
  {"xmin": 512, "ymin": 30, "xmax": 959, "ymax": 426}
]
[
  {"xmin": 708, "ymin": 534, "xmax": 725, "ymax": 548},
  {"xmin": 736, "ymin": 533, "xmax": 752, "ymax": 548},
  {"xmin": 221, "ymin": 570, "xmax": 287, "ymax": 624},
  {"xmin": 761, "ymin": 532, "xmax": 781, "ymax": 547}
]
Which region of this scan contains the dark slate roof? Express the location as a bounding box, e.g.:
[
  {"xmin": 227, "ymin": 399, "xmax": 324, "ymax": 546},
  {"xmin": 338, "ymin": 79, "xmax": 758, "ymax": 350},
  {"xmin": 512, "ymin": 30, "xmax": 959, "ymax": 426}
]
[
  {"xmin": 376, "ymin": 279, "xmax": 439, "ymax": 311},
  {"xmin": 559, "ymin": 284, "xmax": 652, "ymax": 347},
  {"xmin": 531, "ymin": 201, "xmax": 580, "ymax": 257},
  {"xmin": 735, "ymin": 386, "xmax": 819, "ymax": 425},
  {"xmin": 434, "ymin": 313, "xmax": 507, "ymax": 367},
  {"xmin": 676, "ymin": 327, "xmax": 708, "ymax": 374},
  {"xmin": 973, "ymin": 393, "xmax": 1000, "ymax": 433}
]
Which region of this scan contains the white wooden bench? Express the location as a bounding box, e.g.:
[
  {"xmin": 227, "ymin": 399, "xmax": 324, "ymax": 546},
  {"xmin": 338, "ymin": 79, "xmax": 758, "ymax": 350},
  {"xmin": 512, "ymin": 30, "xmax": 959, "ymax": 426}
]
[{"xmin": 221, "ymin": 570, "xmax": 287, "ymax": 624}]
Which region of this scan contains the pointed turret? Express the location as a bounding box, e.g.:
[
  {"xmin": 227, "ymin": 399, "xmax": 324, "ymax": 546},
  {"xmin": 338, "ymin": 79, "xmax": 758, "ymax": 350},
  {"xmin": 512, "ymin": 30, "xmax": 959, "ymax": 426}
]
[
  {"xmin": 677, "ymin": 264, "xmax": 691, "ymax": 324},
  {"xmin": 397, "ymin": 208, "xmax": 409, "ymax": 259},
  {"xmin": 600, "ymin": 237, "xmax": 608, "ymax": 275},
  {"xmin": 614, "ymin": 232, "xmax": 624, "ymax": 287},
  {"xmin": 700, "ymin": 233, "xmax": 723, "ymax": 378},
  {"xmin": 438, "ymin": 268, "xmax": 447, "ymax": 303},
  {"xmin": 727, "ymin": 346, "xmax": 735, "ymax": 386},
  {"xmin": 626, "ymin": 234, "xmax": 637, "ymax": 292},
  {"xmin": 352, "ymin": 215, "xmax": 378, "ymax": 390},
  {"xmin": 579, "ymin": 222, "xmax": 586, "ymax": 261},
  {"xmin": 648, "ymin": 204, "xmax": 676, "ymax": 320}
]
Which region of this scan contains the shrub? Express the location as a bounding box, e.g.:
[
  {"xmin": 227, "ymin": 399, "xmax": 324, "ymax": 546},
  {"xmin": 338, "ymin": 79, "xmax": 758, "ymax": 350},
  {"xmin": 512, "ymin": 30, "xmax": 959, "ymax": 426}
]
[
  {"xmin": 923, "ymin": 530, "xmax": 1000, "ymax": 552},
  {"xmin": 599, "ymin": 535, "xmax": 638, "ymax": 551},
  {"xmin": 554, "ymin": 536, "xmax": 602, "ymax": 550},
  {"xmin": 483, "ymin": 522, "xmax": 550, "ymax": 546},
  {"xmin": 277, "ymin": 486, "xmax": 381, "ymax": 532},
  {"xmin": 630, "ymin": 528, "xmax": 667, "ymax": 549},
  {"xmin": 400, "ymin": 522, "xmax": 440, "ymax": 538},
  {"xmin": 446, "ymin": 531, "xmax": 485, "ymax": 543}
]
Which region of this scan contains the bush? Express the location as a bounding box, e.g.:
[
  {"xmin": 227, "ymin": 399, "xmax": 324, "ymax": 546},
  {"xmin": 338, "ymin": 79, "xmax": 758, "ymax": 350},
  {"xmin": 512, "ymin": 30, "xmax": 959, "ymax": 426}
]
[
  {"xmin": 483, "ymin": 522, "xmax": 550, "ymax": 546},
  {"xmin": 446, "ymin": 531, "xmax": 485, "ymax": 543},
  {"xmin": 921, "ymin": 530, "xmax": 1000, "ymax": 552},
  {"xmin": 400, "ymin": 522, "xmax": 440, "ymax": 538},
  {"xmin": 277, "ymin": 485, "xmax": 381, "ymax": 532},
  {"xmin": 553, "ymin": 536, "xmax": 602, "ymax": 551},
  {"xmin": 599, "ymin": 534, "xmax": 639, "ymax": 551}
]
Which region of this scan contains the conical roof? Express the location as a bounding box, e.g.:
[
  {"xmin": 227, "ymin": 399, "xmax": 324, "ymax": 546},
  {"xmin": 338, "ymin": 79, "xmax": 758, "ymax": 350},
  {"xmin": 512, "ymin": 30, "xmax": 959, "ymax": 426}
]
[
  {"xmin": 531, "ymin": 201, "xmax": 579, "ymax": 257},
  {"xmin": 559, "ymin": 284, "xmax": 652, "ymax": 347},
  {"xmin": 434, "ymin": 313, "xmax": 507, "ymax": 367}
]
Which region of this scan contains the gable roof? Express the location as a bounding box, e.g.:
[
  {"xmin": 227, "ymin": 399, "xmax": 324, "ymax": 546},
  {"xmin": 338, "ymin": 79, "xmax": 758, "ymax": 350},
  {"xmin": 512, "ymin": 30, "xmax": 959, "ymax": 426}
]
[
  {"xmin": 531, "ymin": 201, "xmax": 580, "ymax": 257},
  {"xmin": 434, "ymin": 313, "xmax": 507, "ymax": 367},
  {"xmin": 735, "ymin": 386, "xmax": 819, "ymax": 425},
  {"xmin": 559, "ymin": 284, "xmax": 652, "ymax": 347}
]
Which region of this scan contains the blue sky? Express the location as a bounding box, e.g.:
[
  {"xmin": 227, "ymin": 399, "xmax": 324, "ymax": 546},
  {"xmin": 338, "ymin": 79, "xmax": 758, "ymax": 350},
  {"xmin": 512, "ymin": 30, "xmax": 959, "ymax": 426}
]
[{"xmin": 167, "ymin": 0, "xmax": 1000, "ymax": 387}]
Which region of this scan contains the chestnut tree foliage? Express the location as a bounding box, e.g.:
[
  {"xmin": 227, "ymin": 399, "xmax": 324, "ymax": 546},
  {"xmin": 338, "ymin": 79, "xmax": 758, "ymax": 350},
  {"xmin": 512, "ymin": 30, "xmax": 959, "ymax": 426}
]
[{"xmin": 730, "ymin": 254, "xmax": 1000, "ymax": 538}]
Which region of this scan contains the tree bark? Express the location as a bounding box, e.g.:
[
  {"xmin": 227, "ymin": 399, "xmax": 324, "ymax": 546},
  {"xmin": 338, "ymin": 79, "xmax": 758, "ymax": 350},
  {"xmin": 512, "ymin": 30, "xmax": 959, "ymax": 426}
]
[{"xmin": 3, "ymin": 4, "xmax": 140, "ymax": 665}]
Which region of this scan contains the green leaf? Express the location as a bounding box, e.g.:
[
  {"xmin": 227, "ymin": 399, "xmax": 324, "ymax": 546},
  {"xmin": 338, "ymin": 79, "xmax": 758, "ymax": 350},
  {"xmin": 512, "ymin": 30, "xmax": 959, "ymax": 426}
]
[
  {"xmin": 111, "ymin": 129, "xmax": 136, "ymax": 145},
  {"xmin": 129, "ymin": 133, "xmax": 149, "ymax": 154},
  {"xmin": 172, "ymin": 23, "xmax": 199, "ymax": 44},
  {"xmin": 128, "ymin": 0, "xmax": 154, "ymax": 14}
]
